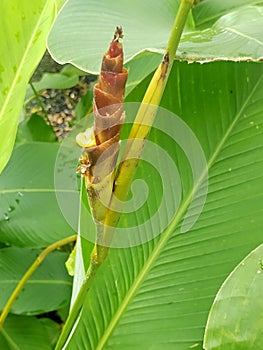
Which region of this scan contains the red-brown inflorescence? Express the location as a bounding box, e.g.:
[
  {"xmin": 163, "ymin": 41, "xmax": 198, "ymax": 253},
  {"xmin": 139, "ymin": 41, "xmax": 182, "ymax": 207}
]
[
  {"xmin": 77, "ymin": 27, "xmax": 128, "ymax": 224},
  {"xmin": 93, "ymin": 26, "xmax": 128, "ymax": 145}
]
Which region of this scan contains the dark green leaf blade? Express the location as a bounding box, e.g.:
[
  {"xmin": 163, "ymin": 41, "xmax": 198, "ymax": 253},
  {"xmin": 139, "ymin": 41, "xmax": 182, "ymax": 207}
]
[
  {"xmin": 39, "ymin": 318, "xmax": 61, "ymax": 349},
  {"xmin": 0, "ymin": 142, "xmax": 75, "ymax": 247},
  {"xmin": 15, "ymin": 114, "xmax": 57, "ymax": 146},
  {"xmin": 0, "ymin": 314, "xmax": 53, "ymax": 350},
  {"xmin": 64, "ymin": 61, "xmax": 263, "ymax": 349},
  {"xmin": 0, "ymin": 247, "xmax": 72, "ymax": 315}
]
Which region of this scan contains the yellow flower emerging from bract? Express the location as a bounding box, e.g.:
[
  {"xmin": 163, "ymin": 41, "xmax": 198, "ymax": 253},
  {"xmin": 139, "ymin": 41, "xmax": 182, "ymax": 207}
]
[{"xmin": 76, "ymin": 127, "xmax": 96, "ymax": 148}]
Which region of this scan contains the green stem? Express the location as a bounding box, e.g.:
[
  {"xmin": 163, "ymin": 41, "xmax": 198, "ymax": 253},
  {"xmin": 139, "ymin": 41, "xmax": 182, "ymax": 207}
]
[
  {"xmin": 166, "ymin": 0, "xmax": 194, "ymax": 66},
  {"xmin": 54, "ymin": 258, "xmax": 101, "ymax": 350},
  {"xmin": 0, "ymin": 234, "xmax": 77, "ymax": 328},
  {"xmin": 29, "ymin": 82, "xmax": 49, "ymax": 122}
]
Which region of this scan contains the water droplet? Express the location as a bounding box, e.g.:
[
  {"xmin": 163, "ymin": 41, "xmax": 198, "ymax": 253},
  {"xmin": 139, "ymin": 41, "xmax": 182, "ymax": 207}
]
[
  {"xmin": 257, "ymin": 270, "xmax": 261, "ymax": 274},
  {"xmin": 15, "ymin": 199, "xmax": 20, "ymax": 204},
  {"xmin": 2, "ymin": 87, "xmax": 9, "ymax": 96},
  {"xmin": 18, "ymin": 192, "xmax": 24, "ymax": 197},
  {"xmin": 8, "ymin": 206, "xmax": 15, "ymax": 213},
  {"xmin": 3, "ymin": 213, "xmax": 9, "ymax": 221},
  {"xmin": 228, "ymin": 168, "xmax": 232, "ymax": 172},
  {"xmin": 14, "ymin": 31, "xmax": 20, "ymax": 42},
  {"xmin": 250, "ymin": 121, "xmax": 254, "ymax": 125},
  {"xmin": 256, "ymin": 125, "xmax": 259, "ymax": 130},
  {"xmin": 32, "ymin": 30, "xmax": 42, "ymax": 44}
]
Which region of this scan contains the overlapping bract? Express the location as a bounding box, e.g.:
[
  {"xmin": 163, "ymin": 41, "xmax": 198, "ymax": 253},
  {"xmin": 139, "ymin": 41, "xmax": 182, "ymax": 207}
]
[{"xmin": 77, "ymin": 27, "xmax": 128, "ymax": 225}]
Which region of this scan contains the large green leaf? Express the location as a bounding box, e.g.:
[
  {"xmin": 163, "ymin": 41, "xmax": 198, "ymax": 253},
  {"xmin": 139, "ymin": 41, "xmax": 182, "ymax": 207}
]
[
  {"xmin": 203, "ymin": 243, "xmax": 263, "ymax": 349},
  {"xmin": 193, "ymin": 0, "xmax": 263, "ymax": 29},
  {"xmin": 0, "ymin": 0, "xmax": 56, "ymax": 174},
  {"xmin": 62, "ymin": 61, "xmax": 263, "ymax": 349},
  {"xmin": 181, "ymin": 6, "xmax": 263, "ymax": 61},
  {"xmin": 47, "ymin": 0, "xmax": 263, "ymax": 75},
  {"xmin": 47, "ymin": 0, "xmax": 181, "ymax": 74},
  {"xmin": 0, "ymin": 247, "xmax": 72, "ymax": 315},
  {"xmin": 0, "ymin": 314, "xmax": 53, "ymax": 350},
  {"xmin": 0, "ymin": 142, "xmax": 75, "ymax": 247}
]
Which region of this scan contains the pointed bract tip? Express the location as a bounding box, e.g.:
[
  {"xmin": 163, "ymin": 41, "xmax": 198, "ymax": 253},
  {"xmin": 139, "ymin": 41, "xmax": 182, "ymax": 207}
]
[{"xmin": 113, "ymin": 26, "xmax": 123, "ymax": 42}]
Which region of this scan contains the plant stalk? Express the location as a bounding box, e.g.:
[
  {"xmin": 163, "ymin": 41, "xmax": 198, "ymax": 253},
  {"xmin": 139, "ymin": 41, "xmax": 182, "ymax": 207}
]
[
  {"xmin": 55, "ymin": 1, "xmax": 194, "ymax": 347},
  {"xmin": 99, "ymin": 0, "xmax": 195, "ymax": 251},
  {"xmin": 29, "ymin": 82, "xmax": 49, "ymax": 123},
  {"xmin": 54, "ymin": 258, "xmax": 101, "ymax": 350},
  {"xmin": 0, "ymin": 234, "xmax": 77, "ymax": 328}
]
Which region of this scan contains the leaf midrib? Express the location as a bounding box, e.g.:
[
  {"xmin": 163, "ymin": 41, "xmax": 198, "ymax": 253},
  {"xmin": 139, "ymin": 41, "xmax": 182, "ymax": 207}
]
[
  {"xmin": 0, "ymin": 189, "xmax": 77, "ymax": 194},
  {"xmin": 0, "ymin": 327, "xmax": 20, "ymax": 350},
  {"xmin": 0, "ymin": 280, "xmax": 71, "ymax": 285},
  {"xmin": 95, "ymin": 75, "xmax": 263, "ymax": 349},
  {"xmin": 225, "ymin": 27, "xmax": 263, "ymax": 47}
]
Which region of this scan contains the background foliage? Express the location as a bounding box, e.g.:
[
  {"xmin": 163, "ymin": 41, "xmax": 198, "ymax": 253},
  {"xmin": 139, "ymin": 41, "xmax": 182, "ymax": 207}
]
[{"xmin": 0, "ymin": 0, "xmax": 263, "ymax": 349}]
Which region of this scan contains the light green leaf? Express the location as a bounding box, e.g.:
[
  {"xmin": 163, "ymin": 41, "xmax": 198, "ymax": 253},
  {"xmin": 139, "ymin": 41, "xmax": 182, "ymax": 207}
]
[
  {"xmin": 0, "ymin": 142, "xmax": 75, "ymax": 247},
  {"xmin": 0, "ymin": 247, "xmax": 72, "ymax": 315},
  {"xmin": 182, "ymin": 6, "xmax": 263, "ymax": 61},
  {"xmin": 203, "ymin": 243, "xmax": 263, "ymax": 350},
  {"xmin": 55, "ymin": 0, "xmax": 66, "ymax": 12},
  {"xmin": 0, "ymin": 0, "xmax": 56, "ymax": 174},
  {"xmin": 193, "ymin": 0, "xmax": 263, "ymax": 29},
  {"xmin": 24, "ymin": 64, "xmax": 87, "ymax": 105},
  {"xmin": 63, "ymin": 61, "xmax": 263, "ymax": 349},
  {"xmin": 0, "ymin": 314, "xmax": 52, "ymax": 350},
  {"xmin": 47, "ymin": 0, "xmax": 181, "ymax": 74},
  {"xmin": 24, "ymin": 73, "xmax": 77, "ymax": 106},
  {"xmin": 47, "ymin": 1, "xmax": 263, "ymax": 75},
  {"xmin": 125, "ymin": 51, "xmax": 162, "ymax": 95}
]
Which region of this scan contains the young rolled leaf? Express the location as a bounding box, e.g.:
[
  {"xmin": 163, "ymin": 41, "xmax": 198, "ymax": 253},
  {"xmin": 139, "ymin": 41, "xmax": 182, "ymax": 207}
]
[{"xmin": 76, "ymin": 27, "xmax": 128, "ymax": 244}]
